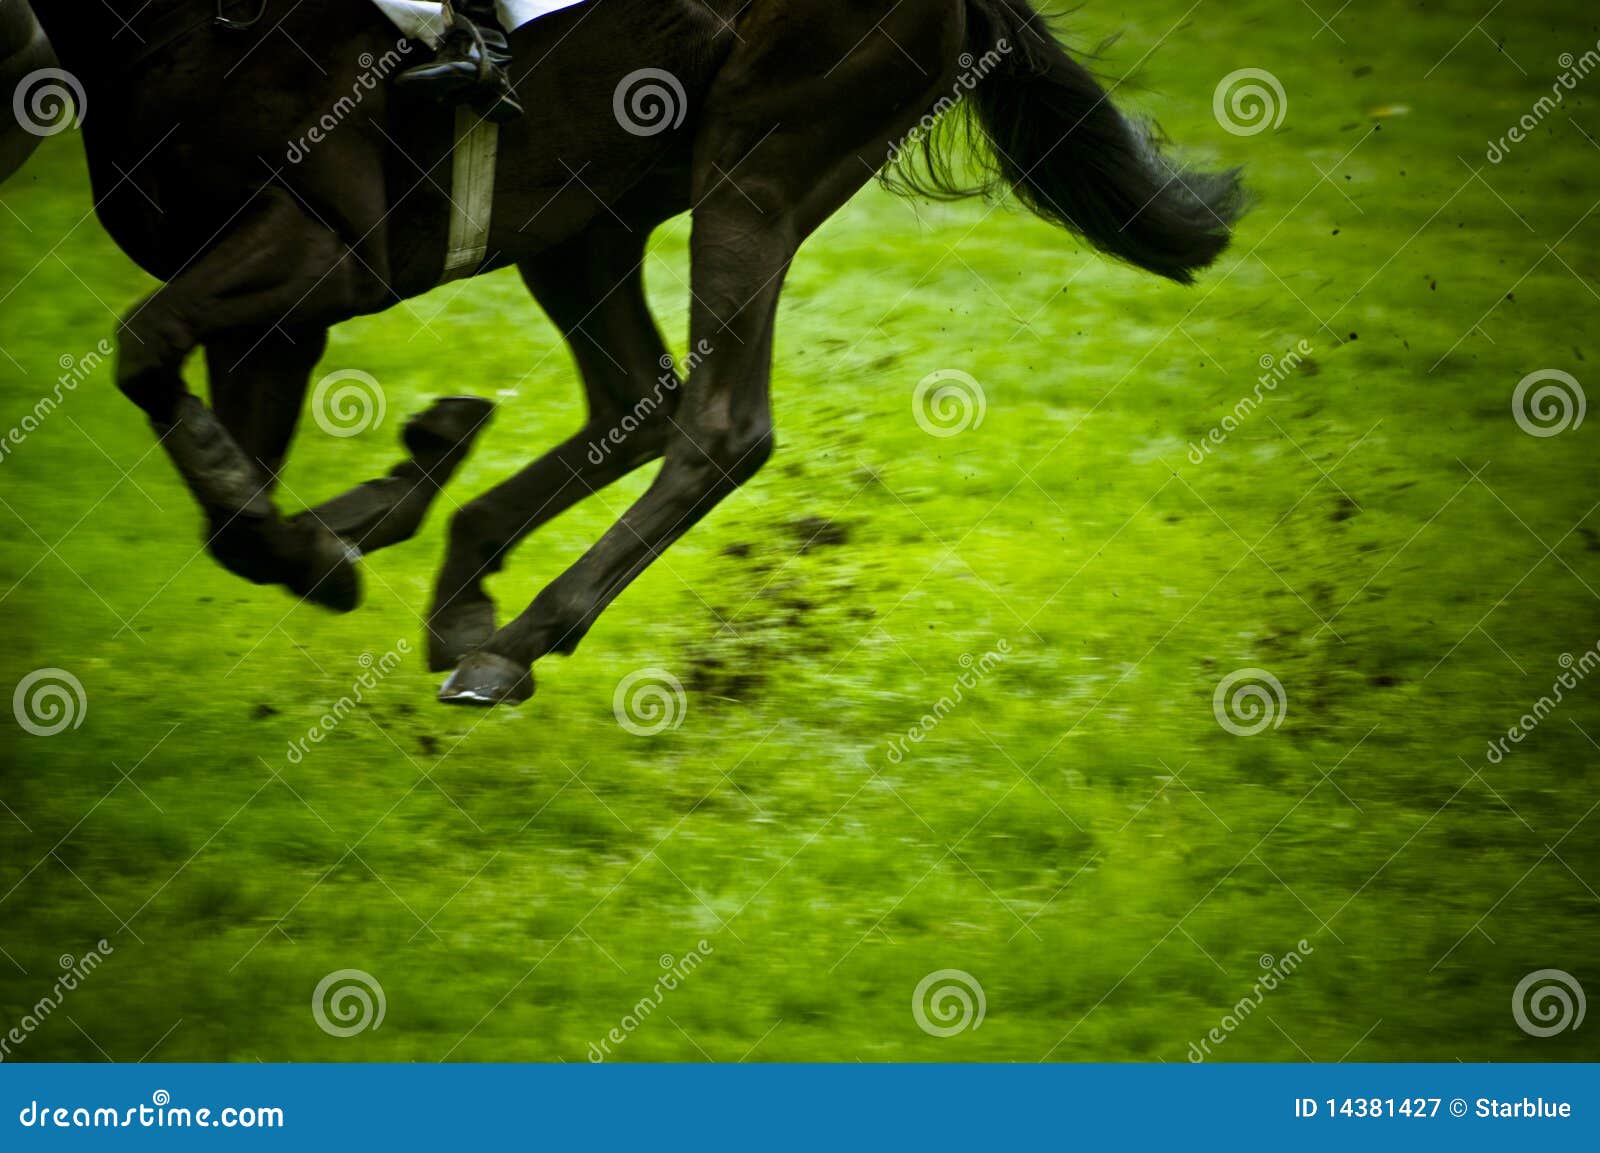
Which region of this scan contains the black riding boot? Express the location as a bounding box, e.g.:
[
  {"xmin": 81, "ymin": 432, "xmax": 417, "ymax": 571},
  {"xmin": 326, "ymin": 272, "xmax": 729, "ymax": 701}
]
[{"xmin": 395, "ymin": 2, "xmax": 524, "ymax": 124}]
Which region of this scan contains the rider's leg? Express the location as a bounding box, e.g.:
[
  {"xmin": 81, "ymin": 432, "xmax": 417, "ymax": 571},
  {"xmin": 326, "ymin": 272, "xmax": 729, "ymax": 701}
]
[{"xmin": 394, "ymin": 0, "xmax": 524, "ymax": 123}]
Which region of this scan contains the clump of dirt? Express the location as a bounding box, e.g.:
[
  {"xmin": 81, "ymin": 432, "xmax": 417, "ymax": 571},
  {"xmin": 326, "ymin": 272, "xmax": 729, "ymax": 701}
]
[
  {"xmin": 684, "ymin": 513, "xmax": 862, "ymax": 703},
  {"xmin": 787, "ymin": 515, "xmax": 852, "ymax": 552}
]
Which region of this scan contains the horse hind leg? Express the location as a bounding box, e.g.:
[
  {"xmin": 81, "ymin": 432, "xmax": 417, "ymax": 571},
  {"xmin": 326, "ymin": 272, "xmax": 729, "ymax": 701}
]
[
  {"xmin": 119, "ymin": 185, "xmax": 388, "ymax": 612},
  {"xmin": 439, "ymin": 0, "xmax": 963, "ymax": 705},
  {"xmin": 427, "ymin": 220, "xmax": 679, "ymax": 673}
]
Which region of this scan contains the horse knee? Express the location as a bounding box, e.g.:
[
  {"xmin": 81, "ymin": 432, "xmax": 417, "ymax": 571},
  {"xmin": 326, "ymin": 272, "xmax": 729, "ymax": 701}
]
[{"xmin": 115, "ymin": 300, "xmax": 193, "ymax": 417}]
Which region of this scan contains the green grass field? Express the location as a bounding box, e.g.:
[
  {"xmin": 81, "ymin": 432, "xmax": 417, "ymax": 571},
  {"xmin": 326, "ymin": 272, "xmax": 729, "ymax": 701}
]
[{"xmin": 2, "ymin": 0, "xmax": 1598, "ymax": 1063}]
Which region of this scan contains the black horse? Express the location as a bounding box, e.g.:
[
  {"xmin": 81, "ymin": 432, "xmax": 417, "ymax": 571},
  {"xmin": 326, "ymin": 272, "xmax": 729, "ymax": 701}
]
[{"xmin": 3, "ymin": 0, "xmax": 1243, "ymax": 705}]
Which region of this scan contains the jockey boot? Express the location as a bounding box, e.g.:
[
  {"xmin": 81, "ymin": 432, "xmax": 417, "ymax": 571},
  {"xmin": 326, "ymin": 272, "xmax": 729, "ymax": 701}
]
[{"xmin": 395, "ymin": 7, "xmax": 524, "ymax": 123}]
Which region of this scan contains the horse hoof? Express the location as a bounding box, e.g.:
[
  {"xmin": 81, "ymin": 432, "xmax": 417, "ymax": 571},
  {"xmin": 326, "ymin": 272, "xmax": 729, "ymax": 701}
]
[
  {"xmin": 403, "ymin": 396, "xmax": 496, "ymax": 463},
  {"xmin": 206, "ymin": 513, "xmax": 361, "ymax": 613},
  {"xmin": 438, "ymin": 652, "xmax": 533, "ymax": 707},
  {"xmin": 289, "ymin": 529, "xmax": 363, "ymax": 614}
]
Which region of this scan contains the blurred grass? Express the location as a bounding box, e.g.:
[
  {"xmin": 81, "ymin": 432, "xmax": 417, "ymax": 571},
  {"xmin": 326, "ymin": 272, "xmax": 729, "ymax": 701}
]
[{"xmin": 1, "ymin": 0, "xmax": 1598, "ymax": 1062}]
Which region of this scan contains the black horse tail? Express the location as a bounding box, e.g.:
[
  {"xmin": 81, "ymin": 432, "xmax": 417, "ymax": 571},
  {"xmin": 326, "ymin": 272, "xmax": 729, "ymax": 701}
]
[{"xmin": 887, "ymin": 0, "xmax": 1244, "ymax": 284}]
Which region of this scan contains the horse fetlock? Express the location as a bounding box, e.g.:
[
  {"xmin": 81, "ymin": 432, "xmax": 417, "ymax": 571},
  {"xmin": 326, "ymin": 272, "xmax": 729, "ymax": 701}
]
[{"xmin": 426, "ymin": 592, "xmax": 497, "ymax": 673}]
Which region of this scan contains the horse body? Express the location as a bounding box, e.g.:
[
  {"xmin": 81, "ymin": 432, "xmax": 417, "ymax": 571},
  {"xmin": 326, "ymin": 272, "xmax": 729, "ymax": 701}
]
[
  {"xmin": 9, "ymin": 0, "xmax": 1243, "ymax": 705},
  {"xmin": 27, "ymin": 0, "xmax": 724, "ymax": 287}
]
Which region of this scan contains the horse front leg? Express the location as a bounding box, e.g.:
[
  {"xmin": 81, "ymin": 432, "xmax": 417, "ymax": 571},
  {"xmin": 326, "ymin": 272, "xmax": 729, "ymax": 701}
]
[
  {"xmin": 117, "ymin": 186, "xmax": 386, "ymax": 612},
  {"xmin": 205, "ymin": 325, "xmax": 327, "ymax": 484}
]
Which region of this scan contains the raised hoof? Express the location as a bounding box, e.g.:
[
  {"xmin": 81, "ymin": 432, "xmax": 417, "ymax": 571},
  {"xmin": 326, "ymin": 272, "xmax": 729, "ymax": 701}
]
[
  {"xmin": 403, "ymin": 396, "xmax": 495, "ymax": 464},
  {"xmin": 289, "ymin": 530, "xmax": 363, "ymax": 614},
  {"xmin": 205, "ymin": 515, "xmax": 361, "ymax": 614},
  {"xmin": 426, "ymin": 597, "xmax": 496, "ymax": 672},
  {"xmin": 438, "ymin": 652, "xmax": 533, "ymax": 707}
]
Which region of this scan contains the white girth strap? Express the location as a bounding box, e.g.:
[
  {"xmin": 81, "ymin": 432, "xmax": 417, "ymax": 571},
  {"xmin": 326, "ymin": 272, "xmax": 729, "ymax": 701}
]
[{"xmin": 441, "ymin": 108, "xmax": 499, "ymax": 282}]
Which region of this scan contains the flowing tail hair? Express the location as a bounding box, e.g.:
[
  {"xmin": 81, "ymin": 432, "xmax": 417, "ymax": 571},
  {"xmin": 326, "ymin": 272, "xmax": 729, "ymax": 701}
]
[{"xmin": 886, "ymin": 0, "xmax": 1245, "ymax": 284}]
